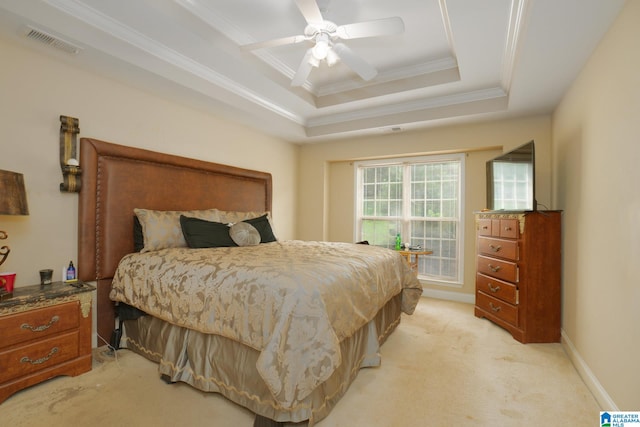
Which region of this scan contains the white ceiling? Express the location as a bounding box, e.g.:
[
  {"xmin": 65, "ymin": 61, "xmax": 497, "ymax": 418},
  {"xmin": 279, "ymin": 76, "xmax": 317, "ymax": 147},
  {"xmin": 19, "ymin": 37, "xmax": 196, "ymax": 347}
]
[{"xmin": 0, "ymin": 0, "xmax": 625, "ymax": 144}]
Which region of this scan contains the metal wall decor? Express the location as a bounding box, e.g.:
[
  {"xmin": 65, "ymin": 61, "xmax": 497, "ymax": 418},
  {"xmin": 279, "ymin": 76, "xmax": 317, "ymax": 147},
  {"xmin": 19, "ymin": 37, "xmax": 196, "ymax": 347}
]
[{"xmin": 59, "ymin": 115, "xmax": 81, "ymax": 192}]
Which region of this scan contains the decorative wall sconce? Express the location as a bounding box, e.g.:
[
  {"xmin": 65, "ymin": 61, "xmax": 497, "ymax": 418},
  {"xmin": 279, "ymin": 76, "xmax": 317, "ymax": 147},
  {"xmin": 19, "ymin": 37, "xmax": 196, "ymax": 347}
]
[{"xmin": 59, "ymin": 115, "xmax": 82, "ymax": 192}]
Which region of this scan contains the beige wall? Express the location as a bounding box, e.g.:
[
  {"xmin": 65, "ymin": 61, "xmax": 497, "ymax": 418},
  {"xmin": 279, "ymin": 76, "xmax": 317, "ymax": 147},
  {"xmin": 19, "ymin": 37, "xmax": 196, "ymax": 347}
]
[
  {"xmin": 552, "ymin": 0, "xmax": 639, "ymax": 410},
  {"xmin": 0, "ymin": 36, "xmax": 298, "ymax": 287},
  {"xmin": 298, "ymin": 116, "xmax": 553, "ymax": 297}
]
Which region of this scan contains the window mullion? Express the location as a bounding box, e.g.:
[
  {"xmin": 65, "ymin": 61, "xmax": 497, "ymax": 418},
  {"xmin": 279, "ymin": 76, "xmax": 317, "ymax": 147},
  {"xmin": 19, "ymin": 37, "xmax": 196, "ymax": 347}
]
[{"xmin": 402, "ymin": 164, "xmax": 411, "ymax": 240}]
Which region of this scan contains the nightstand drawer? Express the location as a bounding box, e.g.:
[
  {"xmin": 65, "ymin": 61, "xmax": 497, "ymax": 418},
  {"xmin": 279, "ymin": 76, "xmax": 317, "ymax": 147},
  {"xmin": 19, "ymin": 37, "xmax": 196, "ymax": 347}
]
[
  {"xmin": 0, "ymin": 301, "xmax": 79, "ymax": 348},
  {"xmin": 0, "ymin": 331, "xmax": 79, "ymax": 383},
  {"xmin": 476, "ymin": 291, "xmax": 518, "ymax": 326}
]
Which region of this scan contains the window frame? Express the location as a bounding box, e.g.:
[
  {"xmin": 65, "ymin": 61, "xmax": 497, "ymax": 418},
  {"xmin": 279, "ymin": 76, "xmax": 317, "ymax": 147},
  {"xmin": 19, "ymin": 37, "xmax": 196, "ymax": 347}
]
[{"xmin": 354, "ymin": 153, "xmax": 465, "ymax": 286}]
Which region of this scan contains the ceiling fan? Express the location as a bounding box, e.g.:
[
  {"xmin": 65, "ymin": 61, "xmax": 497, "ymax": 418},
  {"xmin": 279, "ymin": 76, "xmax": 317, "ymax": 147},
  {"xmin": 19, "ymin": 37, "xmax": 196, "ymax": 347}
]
[{"xmin": 241, "ymin": 0, "xmax": 405, "ymax": 87}]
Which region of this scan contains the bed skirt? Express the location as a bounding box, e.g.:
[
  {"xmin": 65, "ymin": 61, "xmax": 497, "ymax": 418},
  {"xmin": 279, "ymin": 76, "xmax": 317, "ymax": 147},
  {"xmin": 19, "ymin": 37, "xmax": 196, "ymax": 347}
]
[{"xmin": 121, "ymin": 293, "xmax": 403, "ymax": 425}]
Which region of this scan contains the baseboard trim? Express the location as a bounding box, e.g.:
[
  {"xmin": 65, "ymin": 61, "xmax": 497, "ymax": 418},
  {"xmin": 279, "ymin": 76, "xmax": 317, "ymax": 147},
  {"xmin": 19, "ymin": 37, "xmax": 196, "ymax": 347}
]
[
  {"xmin": 561, "ymin": 329, "xmax": 618, "ymax": 410},
  {"xmin": 421, "ymin": 287, "xmax": 475, "ymax": 304}
]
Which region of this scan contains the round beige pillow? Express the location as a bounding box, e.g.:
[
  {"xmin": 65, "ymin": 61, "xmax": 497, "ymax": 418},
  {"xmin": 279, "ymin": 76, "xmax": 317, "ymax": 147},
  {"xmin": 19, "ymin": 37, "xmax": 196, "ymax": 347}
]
[{"xmin": 229, "ymin": 222, "xmax": 261, "ymax": 246}]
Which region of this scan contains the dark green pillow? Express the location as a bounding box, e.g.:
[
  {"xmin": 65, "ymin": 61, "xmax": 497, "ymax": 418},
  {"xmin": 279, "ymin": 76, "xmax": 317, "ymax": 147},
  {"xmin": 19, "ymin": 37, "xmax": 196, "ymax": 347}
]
[
  {"xmin": 179, "ymin": 216, "xmax": 238, "ymax": 248},
  {"xmin": 244, "ymin": 214, "xmax": 277, "ymax": 243},
  {"xmin": 133, "ymin": 215, "xmax": 144, "ymax": 252}
]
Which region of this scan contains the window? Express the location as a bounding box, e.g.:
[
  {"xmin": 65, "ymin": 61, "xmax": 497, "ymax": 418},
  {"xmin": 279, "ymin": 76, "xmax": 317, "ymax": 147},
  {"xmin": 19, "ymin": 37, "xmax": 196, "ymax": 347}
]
[{"xmin": 355, "ymin": 154, "xmax": 465, "ymax": 285}]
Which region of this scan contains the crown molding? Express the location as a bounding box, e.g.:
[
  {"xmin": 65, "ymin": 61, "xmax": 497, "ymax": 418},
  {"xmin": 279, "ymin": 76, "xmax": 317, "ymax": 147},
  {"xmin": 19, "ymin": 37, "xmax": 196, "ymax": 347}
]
[
  {"xmin": 308, "ymin": 86, "xmax": 507, "ymax": 127},
  {"xmin": 45, "ymin": 0, "xmax": 304, "ymax": 125},
  {"xmin": 501, "ymin": 0, "xmax": 529, "ymax": 91}
]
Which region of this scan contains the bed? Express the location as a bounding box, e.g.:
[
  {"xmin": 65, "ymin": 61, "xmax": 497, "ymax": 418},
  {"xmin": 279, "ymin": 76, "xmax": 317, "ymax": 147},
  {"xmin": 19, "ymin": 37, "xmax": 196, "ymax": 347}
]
[{"xmin": 77, "ymin": 138, "xmax": 422, "ymax": 426}]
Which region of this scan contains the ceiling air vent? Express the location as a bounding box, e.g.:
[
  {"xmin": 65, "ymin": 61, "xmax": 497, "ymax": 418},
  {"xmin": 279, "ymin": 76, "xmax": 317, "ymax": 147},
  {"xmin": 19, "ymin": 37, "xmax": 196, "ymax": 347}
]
[{"xmin": 24, "ymin": 26, "xmax": 81, "ymax": 55}]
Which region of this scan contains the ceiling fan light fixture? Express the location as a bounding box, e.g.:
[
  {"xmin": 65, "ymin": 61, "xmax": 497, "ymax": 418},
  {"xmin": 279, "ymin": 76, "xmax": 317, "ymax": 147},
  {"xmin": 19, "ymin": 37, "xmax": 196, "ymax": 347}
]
[
  {"xmin": 311, "ymin": 33, "xmax": 330, "ymax": 60},
  {"xmin": 326, "ymin": 48, "xmax": 338, "ymax": 66},
  {"xmin": 245, "ymin": 0, "xmax": 405, "ymax": 85}
]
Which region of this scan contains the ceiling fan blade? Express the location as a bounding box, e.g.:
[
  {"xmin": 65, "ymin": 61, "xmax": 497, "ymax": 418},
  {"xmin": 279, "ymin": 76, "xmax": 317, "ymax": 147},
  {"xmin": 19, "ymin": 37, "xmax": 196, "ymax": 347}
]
[
  {"xmin": 291, "ymin": 49, "xmax": 315, "ymax": 87},
  {"xmin": 295, "ymin": 0, "xmax": 324, "ymax": 24},
  {"xmin": 336, "ymin": 16, "xmax": 405, "ymax": 39},
  {"xmin": 332, "ymin": 43, "xmax": 377, "ymax": 81},
  {"xmin": 241, "ymin": 34, "xmax": 307, "ymax": 51}
]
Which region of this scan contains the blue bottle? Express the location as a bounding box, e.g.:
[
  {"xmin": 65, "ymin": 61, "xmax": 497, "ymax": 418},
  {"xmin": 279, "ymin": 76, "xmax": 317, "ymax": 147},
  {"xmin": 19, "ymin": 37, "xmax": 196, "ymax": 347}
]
[{"xmin": 66, "ymin": 261, "xmax": 76, "ymax": 281}]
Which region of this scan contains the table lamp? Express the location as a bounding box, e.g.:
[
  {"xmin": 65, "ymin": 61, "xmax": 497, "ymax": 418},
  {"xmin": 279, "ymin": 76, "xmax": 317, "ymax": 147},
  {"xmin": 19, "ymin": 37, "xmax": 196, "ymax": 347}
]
[{"xmin": 0, "ymin": 170, "xmax": 29, "ymax": 299}]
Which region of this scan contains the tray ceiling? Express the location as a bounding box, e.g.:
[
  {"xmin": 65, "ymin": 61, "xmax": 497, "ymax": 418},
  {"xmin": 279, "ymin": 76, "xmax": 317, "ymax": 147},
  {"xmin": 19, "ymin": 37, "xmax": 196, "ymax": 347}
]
[{"xmin": 0, "ymin": 0, "xmax": 625, "ymax": 143}]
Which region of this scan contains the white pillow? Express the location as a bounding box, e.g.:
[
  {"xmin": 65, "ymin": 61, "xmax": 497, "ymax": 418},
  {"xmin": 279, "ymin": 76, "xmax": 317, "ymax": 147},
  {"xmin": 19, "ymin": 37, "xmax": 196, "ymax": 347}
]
[
  {"xmin": 229, "ymin": 222, "xmax": 261, "ymax": 246},
  {"xmin": 134, "ymin": 208, "xmax": 221, "ymax": 252}
]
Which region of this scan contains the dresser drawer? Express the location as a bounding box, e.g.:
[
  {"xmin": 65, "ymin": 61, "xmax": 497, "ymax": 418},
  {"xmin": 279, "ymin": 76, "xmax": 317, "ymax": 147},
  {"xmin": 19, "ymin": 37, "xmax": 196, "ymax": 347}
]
[
  {"xmin": 0, "ymin": 331, "xmax": 79, "ymax": 383},
  {"xmin": 478, "ymin": 236, "xmax": 519, "ymax": 261},
  {"xmin": 477, "ymin": 218, "xmax": 519, "ymax": 239},
  {"xmin": 497, "ymin": 219, "xmax": 519, "ymax": 238},
  {"xmin": 0, "ymin": 301, "xmax": 79, "ymax": 349},
  {"xmin": 477, "ymin": 255, "xmax": 518, "ymax": 282},
  {"xmin": 477, "ymin": 219, "xmax": 492, "ymax": 236},
  {"xmin": 476, "ymin": 273, "xmax": 518, "ymax": 305},
  {"xmin": 476, "ymin": 291, "xmax": 518, "ymax": 326}
]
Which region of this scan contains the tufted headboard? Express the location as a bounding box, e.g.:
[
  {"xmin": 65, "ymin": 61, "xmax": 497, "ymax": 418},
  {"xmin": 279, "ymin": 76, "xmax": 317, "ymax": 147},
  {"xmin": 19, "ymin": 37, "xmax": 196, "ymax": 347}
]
[{"xmin": 78, "ymin": 138, "xmax": 272, "ymax": 343}]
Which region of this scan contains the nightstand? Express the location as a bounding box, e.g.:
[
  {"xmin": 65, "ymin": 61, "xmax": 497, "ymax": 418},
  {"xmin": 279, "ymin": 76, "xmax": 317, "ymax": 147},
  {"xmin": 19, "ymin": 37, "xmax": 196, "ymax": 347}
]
[{"xmin": 0, "ymin": 281, "xmax": 95, "ymax": 404}]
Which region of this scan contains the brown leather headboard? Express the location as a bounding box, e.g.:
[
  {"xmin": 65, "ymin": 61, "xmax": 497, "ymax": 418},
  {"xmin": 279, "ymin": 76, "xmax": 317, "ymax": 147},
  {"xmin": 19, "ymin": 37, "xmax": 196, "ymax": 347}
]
[{"xmin": 78, "ymin": 138, "xmax": 272, "ymax": 343}]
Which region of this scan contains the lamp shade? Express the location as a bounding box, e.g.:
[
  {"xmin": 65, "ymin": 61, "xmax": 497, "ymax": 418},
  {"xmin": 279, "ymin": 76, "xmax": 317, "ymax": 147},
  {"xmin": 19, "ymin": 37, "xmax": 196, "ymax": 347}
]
[{"xmin": 0, "ymin": 170, "xmax": 29, "ymax": 215}]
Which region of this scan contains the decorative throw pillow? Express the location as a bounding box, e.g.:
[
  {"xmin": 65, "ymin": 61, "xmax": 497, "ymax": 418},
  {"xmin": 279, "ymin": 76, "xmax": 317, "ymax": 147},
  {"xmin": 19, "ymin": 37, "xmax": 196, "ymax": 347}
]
[
  {"xmin": 134, "ymin": 208, "xmax": 221, "ymax": 252},
  {"xmin": 216, "ymin": 209, "xmax": 277, "ymax": 240},
  {"xmin": 133, "ymin": 216, "xmax": 144, "ymax": 252},
  {"xmin": 244, "ymin": 214, "xmax": 277, "ymax": 243},
  {"xmin": 216, "ymin": 209, "xmax": 265, "ymax": 223},
  {"xmin": 229, "ymin": 222, "xmax": 261, "ymax": 246},
  {"xmin": 179, "ymin": 216, "xmax": 238, "ymax": 248}
]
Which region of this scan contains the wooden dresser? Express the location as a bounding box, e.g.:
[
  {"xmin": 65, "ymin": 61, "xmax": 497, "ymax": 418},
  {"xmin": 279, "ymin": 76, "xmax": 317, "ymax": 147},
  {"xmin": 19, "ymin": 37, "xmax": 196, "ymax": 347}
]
[
  {"xmin": 0, "ymin": 281, "xmax": 94, "ymax": 404},
  {"xmin": 474, "ymin": 211, "xmax": 561, "ymax": 343}
]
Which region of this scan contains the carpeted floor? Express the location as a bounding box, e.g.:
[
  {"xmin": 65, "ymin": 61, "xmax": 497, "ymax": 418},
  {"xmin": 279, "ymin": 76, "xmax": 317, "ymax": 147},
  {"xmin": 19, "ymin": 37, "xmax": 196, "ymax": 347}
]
[{"xmin": 1, "ymin": 298, "xmax": 600, "ymax": 426}]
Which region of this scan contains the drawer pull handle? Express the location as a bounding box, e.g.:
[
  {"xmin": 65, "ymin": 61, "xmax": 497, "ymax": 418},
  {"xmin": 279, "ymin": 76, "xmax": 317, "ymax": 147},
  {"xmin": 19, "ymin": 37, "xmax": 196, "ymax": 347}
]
[
  {"xmin": 489, "ymin": 244, "xmax": 502, "ymax": 252},
  {"xmin": 20, "ymin": 347, "xmax": 59, "ymax": 365},
  {"xmin": 504, "ymin": 226, "xmax": 512, "ymax": 231},
  {"xmin": 21, "ymin": 315, "xmax": 60, "ymax": 332},
  {"xmin": 487, "ymin": 283, "xmax": 501, "ymax": 293},
  {"xmin": 489, "ymin": 302, "xmax": 501, "ymax": 312},
  {"xmin": 488, "ymin": 264, "xmax": 501, "ymax": 272}
]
